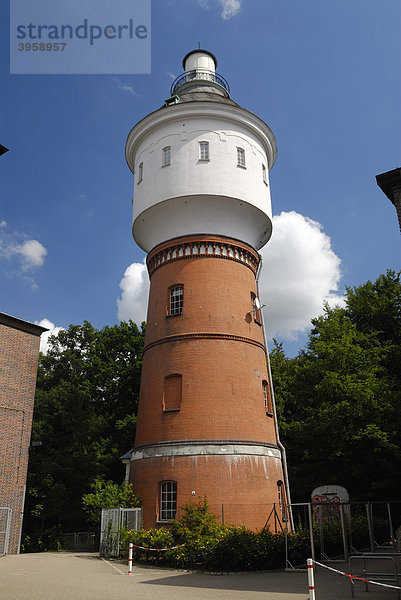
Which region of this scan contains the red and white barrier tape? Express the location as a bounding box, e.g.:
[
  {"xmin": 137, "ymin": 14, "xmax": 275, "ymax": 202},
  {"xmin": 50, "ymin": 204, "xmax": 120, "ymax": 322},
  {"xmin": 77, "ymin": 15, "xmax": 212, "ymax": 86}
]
[
  {"xmin": 130, "ymin": 542, "xmax": 185, "ymax": 552},
  {"xmin": 308, "ymin": 558, "xmax": 401, "ymax": 598}
]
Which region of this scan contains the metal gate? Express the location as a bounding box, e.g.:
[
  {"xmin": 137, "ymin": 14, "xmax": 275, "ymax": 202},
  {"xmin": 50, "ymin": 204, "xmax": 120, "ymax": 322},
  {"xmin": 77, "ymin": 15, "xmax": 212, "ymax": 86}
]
[
  {"xmin": 0, "ymin": 507, "xmax": 12, "ymax": 556},
  {"xmin": 99, "ymin": 507, "xmax": 142, "ymax": 558}
]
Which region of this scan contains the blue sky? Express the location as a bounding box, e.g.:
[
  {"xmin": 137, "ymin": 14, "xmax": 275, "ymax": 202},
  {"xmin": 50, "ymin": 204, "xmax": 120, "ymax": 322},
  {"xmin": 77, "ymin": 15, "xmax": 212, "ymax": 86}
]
[{"xmin": 1, "ymin": 0, "xmax": 400, "ymax": 356}]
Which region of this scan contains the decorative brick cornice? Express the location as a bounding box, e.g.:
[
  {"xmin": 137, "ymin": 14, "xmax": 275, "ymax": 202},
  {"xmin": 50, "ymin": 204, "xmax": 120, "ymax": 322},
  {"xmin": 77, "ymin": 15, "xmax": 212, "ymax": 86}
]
[
  {"xmin": 147, "ymin": 235, "xmax": 260, "ymax": 277},
  {"xmin": 144, "ymin": 332, "xmax": 266, "ymax": 354}
]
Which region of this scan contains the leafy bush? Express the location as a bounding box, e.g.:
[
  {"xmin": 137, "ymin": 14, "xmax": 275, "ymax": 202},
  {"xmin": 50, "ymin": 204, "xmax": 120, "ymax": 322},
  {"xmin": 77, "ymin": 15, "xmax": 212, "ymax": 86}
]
[{"xmin": 122, "ymin": 501, "xmax": 391, "ymax": 571}]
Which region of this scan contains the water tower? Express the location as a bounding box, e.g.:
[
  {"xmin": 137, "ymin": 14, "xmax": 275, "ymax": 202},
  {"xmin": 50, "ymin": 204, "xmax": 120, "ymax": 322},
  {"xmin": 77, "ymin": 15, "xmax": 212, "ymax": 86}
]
[{"xmin": 124, "ymin": 50, "xmax": 290, "ymax": 529}]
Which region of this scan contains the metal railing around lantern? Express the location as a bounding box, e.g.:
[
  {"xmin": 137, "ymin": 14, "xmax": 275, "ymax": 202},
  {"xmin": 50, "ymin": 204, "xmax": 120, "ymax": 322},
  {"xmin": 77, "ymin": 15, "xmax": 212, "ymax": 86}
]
[{"xmin": 170, "ymin": 69, "xmax": 230, "ymax": 96}]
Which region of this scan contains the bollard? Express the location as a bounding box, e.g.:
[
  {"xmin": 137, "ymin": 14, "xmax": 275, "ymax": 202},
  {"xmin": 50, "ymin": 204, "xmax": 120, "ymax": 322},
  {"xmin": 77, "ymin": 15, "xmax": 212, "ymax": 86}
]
[
  {"xmin": 128, "ymin": 542, "xmax": 133, "ymax": 575},
  {"xmin": 307, "ymin": 558, "xmax": 316, "ymax": 599}
]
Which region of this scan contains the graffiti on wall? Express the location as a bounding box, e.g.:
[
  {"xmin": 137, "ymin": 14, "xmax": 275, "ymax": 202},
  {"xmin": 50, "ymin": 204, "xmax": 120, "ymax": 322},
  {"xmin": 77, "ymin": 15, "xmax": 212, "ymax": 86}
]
[{"xmin": 311, "ymin": 485, "xmax": 349, "ymax": 523}]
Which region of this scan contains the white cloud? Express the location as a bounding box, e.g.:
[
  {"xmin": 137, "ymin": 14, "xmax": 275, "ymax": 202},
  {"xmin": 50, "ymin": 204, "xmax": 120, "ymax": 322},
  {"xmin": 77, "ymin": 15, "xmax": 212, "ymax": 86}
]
[
  {"xmin": 35, "ymin": 318, "xmax": 65, "ymax": 354},
  {"xmin": 219, "ymin": 0, "xmax": 241, "ymax": 19},
  {"xmin": 197, "ymin": 0, "xmax": 241, "ymax": 19},
  {"xmin": 112, "ymin": 77, "xmax": 136, "ymax": 96},
  {"xmin": 117, "ymin": 260, "xmax": 149, "ymax": 323},
  {"xmin": 259, "ymin": 211, "xmax": 344, "ymax": 340},
  {"xmin": 0, "ymin": 223, "xmax": 47, "ymax": 287},
  {"xmin": 14, "ymin": 239, "xmax": 47, "ymax": 269},
  {"xmin": 115, "ymin": 212, "xmax": 343, "ymax": 341}
]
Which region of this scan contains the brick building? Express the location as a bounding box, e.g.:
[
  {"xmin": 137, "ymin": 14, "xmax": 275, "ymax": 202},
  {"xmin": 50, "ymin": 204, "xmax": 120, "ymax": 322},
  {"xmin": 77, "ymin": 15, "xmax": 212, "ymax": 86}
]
[
  {"xmin": 123, "ymin": 50, "xmax": 291, "ymax": 530},
  {"xmin": 0, "ymin": 312, "xmax": 46, "ymax": 554}
]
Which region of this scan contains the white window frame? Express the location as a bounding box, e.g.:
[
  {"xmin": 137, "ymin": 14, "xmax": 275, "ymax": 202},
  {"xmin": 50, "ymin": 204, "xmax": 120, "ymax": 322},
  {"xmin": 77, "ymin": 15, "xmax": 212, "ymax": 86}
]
[
  {"xmin": 199, "ymin": 141, "xmax": 209, "ymax": 161},
  {"xmin": 169, "ymin": 285, "xmax": 183, "ymax": 316},
  {"xmin": 237, "ymin": 147, "xmax": 246, "ymax": 168},
  {"xmin": 160, "ymin": 481, "xmax": 177, "ymax": 521},
  {"xmin": 137, "ymin": 162, "xmax": 143, "ymax": 183},
  {"xmin": 162, "ymin": 146, "xmax": 171, "ymax": 167}
]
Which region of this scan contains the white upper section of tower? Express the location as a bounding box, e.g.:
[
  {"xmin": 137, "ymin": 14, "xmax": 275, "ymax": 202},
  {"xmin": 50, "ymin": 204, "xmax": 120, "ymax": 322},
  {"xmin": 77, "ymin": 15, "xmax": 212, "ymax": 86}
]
[{"xmin": 126, "ymin": 50, "xmax": 277, "ymax": 253}]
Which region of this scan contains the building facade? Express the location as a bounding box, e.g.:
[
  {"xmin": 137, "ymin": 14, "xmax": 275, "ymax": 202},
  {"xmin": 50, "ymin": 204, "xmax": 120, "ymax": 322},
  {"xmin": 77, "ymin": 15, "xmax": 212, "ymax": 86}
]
[
  {"xmin": 0, "ymin": 313, "xmax": 46, "ymax": 554},
  {"xmin": 124, "ymin": 50, "xmax": 290, "ymax": 530}
]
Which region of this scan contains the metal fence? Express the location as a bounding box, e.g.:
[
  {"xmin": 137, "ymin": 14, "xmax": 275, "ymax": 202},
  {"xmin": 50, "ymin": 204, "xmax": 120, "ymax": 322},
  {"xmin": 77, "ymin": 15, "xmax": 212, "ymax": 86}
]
[
  {"xmin": 62, "ymin": 531, "xmax": 96, "ymax": 552},
  {"xmin": 285, "ymin": 500, "xmax": 401, "ymax": 569},
  {"xmin": 99, "ymin": 507, "xmax": 142, "ymax": 558},
  {"xmin": 0, "ymin": 507, "xmax": 12, "ymax": 556}
]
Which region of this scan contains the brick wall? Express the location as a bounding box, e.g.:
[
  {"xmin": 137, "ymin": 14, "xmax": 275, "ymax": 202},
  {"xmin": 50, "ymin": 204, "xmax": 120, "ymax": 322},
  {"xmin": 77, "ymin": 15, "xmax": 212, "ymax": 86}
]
[
  {"xmin": 0, "ymin": 313, "xmax": 46, "ymax": 554},
  {"xmin": 129, "ymin": 235, "xmax": 287, "ymax": 530}
]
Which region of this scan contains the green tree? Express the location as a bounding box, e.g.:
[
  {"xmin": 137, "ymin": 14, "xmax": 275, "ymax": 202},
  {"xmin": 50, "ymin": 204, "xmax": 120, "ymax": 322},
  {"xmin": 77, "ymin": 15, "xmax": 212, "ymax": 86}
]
[
  {"xmin": 272, "ymin": 271, "xmax": 401, "ymax": 502},
  {"xmin": 82, "ymin": 479, "xmax": 140, "ymax": 527},
  {"xmin": 23, "ymin": 320, "xmax": 145, "ymax": 550}
]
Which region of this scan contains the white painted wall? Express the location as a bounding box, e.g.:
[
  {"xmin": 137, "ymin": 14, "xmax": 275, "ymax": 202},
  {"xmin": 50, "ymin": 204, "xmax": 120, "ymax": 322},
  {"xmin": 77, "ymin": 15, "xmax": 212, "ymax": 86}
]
[
  {"xmin": 184, "ymin": 51, "xmax": 216, "ymax": 73},
  {"xmin": 126, "ymin": 103, "xmax": 277, "ymax": 252}
]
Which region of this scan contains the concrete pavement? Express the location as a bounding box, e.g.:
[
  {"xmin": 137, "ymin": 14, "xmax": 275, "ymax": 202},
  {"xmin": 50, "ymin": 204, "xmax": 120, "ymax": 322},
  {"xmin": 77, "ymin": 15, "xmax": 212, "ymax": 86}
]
[{"xmin": 0, "ymin": 552, "xmax": 397, "ymax": 600}]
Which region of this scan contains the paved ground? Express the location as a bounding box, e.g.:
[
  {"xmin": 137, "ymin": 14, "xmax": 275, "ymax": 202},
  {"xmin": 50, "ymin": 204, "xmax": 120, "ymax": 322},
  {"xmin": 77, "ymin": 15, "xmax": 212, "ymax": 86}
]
[{"xmin": 0, "ymin": 552, "xmax": 398, "ymax": 600}]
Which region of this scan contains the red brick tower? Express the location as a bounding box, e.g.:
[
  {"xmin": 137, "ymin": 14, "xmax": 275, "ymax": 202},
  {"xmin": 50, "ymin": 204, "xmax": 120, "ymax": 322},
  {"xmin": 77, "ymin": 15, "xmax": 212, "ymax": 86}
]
[
  {"xmin": 124, "ymin": 50, "xmax": 290, "ymax": 530},
  {"xmin": 0, "ymin": 313, "xmax": 46, "ymax": 554}
]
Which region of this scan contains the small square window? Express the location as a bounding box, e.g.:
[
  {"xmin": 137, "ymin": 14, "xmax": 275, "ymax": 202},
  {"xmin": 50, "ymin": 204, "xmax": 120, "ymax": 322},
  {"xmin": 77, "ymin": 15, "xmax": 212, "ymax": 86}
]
[
  {"xmin": 162, "ymin": 146, "xmax": 171, "ymax": 167},
  {"xmin": 237, "ymin": 147, "xmax": 246, "ymax": 168},
  {"xmin": 199, "ymin": 141, "xmax": 209, "ymax": 161},
  {"xmin": 137, "ymin": 162, "xmax": 143, "ymax": 183},
  {"xmin": 169, "ymin": 285, "xmax": 183, "ymax": 316}
]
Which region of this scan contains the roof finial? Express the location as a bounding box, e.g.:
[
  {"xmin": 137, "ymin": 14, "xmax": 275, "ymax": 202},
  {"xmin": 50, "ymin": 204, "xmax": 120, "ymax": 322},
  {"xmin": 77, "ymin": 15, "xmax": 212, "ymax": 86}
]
[{"xmin": 198, "ymin": 42, "xmax": 201, "ymax": 49}]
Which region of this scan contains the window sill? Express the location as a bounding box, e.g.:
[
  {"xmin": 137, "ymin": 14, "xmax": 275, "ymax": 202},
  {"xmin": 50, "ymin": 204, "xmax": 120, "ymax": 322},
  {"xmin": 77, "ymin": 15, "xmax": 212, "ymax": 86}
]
[
  {"xmin": 156, "ymin": 520, "xmax": 174, "ymax": 525},
  {"xmin": 198, "ymin": 159, "xmax": 210, "ymax": 162},
  {"xmin": 161, "ymin": 163, "xmax": 171, "ymax": 168},
  {"xmin": 166, "ymin": 313, "xmax": 182, "ymax": 318},
  {"xmin": 237, "ymin": 164, "xmax": 247, "ymax": 169},
  {"xmin": 266, "ymin": 412, "xmax": 274, "ymax": 418},
  {"xmin": 163, "ymin": 408, "xmax": 180, "ymax": 413}
]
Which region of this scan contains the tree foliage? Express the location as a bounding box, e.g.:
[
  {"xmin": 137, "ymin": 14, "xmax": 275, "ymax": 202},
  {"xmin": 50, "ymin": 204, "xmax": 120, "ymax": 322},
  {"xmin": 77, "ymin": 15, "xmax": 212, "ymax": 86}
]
[
  {"xmin": 82, "ymin": 478, "xmax": 140, "ymax": 526},
  {"xmin": 23, "ymin": 320, "xmax": 145, "ymax": 550},
  {"xmin": 271, "ymin": 270, "xmax": 401, "ymax": 502}
]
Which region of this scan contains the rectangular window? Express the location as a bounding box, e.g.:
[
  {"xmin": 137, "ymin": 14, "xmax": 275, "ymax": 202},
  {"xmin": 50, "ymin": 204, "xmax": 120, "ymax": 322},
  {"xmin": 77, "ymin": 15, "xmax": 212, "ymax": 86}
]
[
  {"xmin": 169, "ymin": 285, "xmax": 183, "ymax": 316},
  {"xmin": 237, "ymin": 147, "xmax": 246, "ymax": 168},
  {"xmin": 164, "ymin": 374, "xmax": 182, "ymax": 411},
  {"xmin": 199, "ymin": 141, "xmax": 209, "ymax": 161},
  {"xmin": 137, "ymin": 162, "xmax": 143, "ymax": 183},
  {"xmin": 162, "ymin": 146, "xmax": 171, "ymax": 166},
  {"xmin": 160, "ymin": 481, "xmax": 177, "ymax": 521},
  {"xmin": 262, "ymin": 164, "xmax": 268, "ymax": 184}
]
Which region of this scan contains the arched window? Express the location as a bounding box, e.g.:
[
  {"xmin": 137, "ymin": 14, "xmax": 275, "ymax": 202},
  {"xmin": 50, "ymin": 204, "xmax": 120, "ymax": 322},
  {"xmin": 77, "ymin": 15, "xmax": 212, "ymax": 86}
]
[
  {"xmin": 169, "ymin": 285, "xmax": 183, "ymax": 316},
  {"xmin": 162, "ymin": 146, "xmax": 171, "ymax": 166},
  {"xmin": 237, "ymin": 147, "xmax": 246, "ymax": 168},
  {"xmin": 262, "ymin": 163, "xmax": 268, "ymax": 184},
  {"xmin": 250, "ymin": 292, "xmax": 262, "ymax": 324},
  {"xmin": 163, "ymin": 374, "xmax": 182, "ymax": 411},
  {"xmin": 160, "ymin": 481, "xmax": 177, "ymax": 521},
  {"xmin": 137, "ymin": 162, "xmax": 143, "ymax": 183},
  {"xmin": 199, "ymin": 141, "xmax": 209, "ymax": 161}
]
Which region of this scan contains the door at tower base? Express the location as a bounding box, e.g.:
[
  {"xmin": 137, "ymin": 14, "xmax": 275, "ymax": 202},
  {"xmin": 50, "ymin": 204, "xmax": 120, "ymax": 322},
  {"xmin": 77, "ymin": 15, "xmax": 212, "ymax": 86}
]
[{"xmin": 129, "ymin": 446, "xmax": 286, "ymax": 530}]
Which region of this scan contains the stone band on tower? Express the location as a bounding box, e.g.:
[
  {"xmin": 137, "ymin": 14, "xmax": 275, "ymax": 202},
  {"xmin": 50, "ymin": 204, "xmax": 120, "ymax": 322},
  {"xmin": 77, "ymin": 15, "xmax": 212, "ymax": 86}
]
[{"xmin": 124, "ymin": 50, "xmax": 290, "ymax": 530}]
